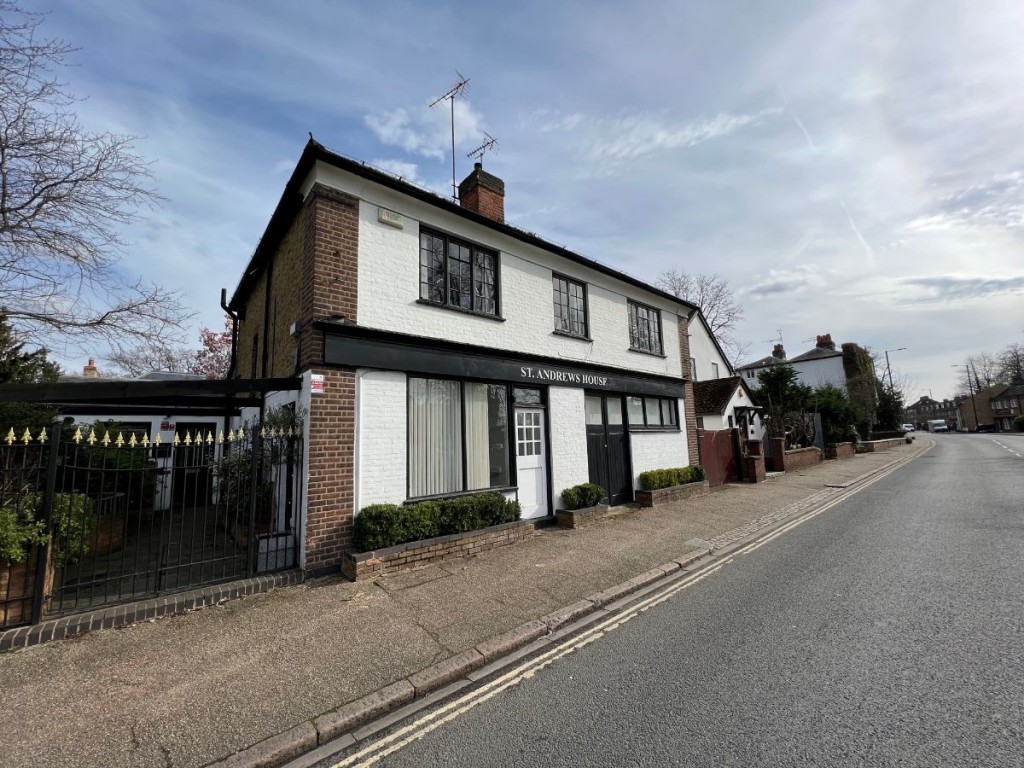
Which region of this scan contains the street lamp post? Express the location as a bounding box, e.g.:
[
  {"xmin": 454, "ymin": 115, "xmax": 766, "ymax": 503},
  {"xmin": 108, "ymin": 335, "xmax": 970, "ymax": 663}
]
[
  {"xmin": 952, "ymin": 363, "xmax": 980, "ymax": 429},
  {"xmin": 884, "ymin": 347, "xmax": 906, "ymax": 392}
]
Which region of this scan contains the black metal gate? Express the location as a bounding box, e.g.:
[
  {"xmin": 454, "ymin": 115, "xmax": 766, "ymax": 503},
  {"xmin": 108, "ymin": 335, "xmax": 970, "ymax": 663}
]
[{"xmin": 1, "ymin": 420, "xmax": 303, "ymax": 630}]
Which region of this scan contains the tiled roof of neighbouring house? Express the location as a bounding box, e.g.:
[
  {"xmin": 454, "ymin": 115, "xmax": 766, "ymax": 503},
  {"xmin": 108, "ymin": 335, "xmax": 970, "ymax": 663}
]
[
  {"xmin": 694, "ymin": 376, "xmax": 742, "ymax": 415},
  {"xmin": 788, "ymin": 346, "xmax": 844, "ymax": 363},
  {"xmin": 736, "ymin": 355, "xmax": 780, "ymax": 370},
  {"xmin": 1001, "ymin": 383, "xmax": 1024, "ymax": 398}
]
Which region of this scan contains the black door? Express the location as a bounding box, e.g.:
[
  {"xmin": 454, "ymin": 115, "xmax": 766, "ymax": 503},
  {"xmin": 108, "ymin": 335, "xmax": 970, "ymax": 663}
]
[
  {"xmin": 171, "ymin": 422, "xmax": 216, "ymax": 507},
  {"xmin": 585, "ymin": 394, "xmax": 632, "ymax": 505}
]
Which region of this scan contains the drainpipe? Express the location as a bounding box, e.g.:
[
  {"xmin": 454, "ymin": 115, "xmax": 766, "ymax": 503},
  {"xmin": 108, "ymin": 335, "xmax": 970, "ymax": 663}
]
[
  {"xmin": 261, "ymin": 258, "xmax": 274, "ymax": 380},
  {"xmin": 220, "ymin": 288, "xmax": 238, "ymax": 379}
]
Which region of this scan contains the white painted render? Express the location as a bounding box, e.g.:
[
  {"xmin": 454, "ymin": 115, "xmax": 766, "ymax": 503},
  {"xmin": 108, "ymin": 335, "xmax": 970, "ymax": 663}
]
[
  {"xmin": 306, "ymin": 163, "xmax": 685, "ymax": 379},
  {"xmin": 355, "ymin": 369, "xmax": 408, "ymax": 510},
  {"xmin": 630, "ymin": 418, "xmax": 689, "ymax": 490},
  {"xmin": 742, "ymin": 354, "xmax": 847, "ymax": 392},
  {"xmin": 547, "ymin": 386, "xmax": 590, "ymax": 509},
  {"xmin": 688, "ymin": 313, "xmax": 731, "ymax": 380}
]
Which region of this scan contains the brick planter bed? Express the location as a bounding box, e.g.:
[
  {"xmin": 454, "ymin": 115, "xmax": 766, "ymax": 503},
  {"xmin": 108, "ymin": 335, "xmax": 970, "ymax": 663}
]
[
  {"xmin": 556, "ymin": 504, "xmax": 610, "ymax": 529},
  {"xmin": 635, "ymin": 480, "xmax": 710, "ymax": 508},
  {"xmin": 826, "ymin": 442, "xmax": 855, "ymax": 460},
  {"xmin": 782, "ymin": 446, "xmax": 823, "ymax": 471},
  {"xmin": 341, "ymin": 518, "xmax": 548, "ymax": 581}
]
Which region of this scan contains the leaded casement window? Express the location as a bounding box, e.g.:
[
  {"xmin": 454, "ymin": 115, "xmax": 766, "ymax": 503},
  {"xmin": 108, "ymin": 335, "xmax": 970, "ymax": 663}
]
[
  {"xmin": 419, "ymin": 229, "xmax": 499, "ymax": 317},
  {"xmin": 628, "ymin": 300, "xmax": 662, "ymax": 355},
  {"xmin": 626, "ymin": 396, "xmax": 678, "ymax": 430},
  {"xmin": 552, "ymin": 274, "xmax": 588, "ymax": 338},
  {"xmin": 407, "ymin": 377, "xmax": 511, "ymax": 499}
]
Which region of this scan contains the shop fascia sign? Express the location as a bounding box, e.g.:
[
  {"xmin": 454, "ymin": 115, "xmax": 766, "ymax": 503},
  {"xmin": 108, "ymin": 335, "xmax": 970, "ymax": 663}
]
[{"xmin": 519, "ymin": 365, "xmax": 609, "ymax": 387}]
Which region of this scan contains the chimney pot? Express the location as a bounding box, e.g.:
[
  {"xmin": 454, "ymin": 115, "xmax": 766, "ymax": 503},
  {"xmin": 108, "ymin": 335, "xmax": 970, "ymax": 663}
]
[
  {"xmin": 772, "ymin": 344, "xmax": 786, "ymax": 360},
  {"xmin": 815, "ymin": 333, "xmax": 836, "ymax": 350},
  {"xmin": 83, "ymin": 358, "xmax": 99, "ymax": 378}
]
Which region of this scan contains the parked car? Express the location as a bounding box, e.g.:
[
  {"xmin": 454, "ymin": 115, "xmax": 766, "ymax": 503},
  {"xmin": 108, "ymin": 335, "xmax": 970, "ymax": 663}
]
[
  {"xmin": 975, "ymin": 424, "xmax": 996, "ymax": 433},
  {"xmin": 900, "ymin": 423, "xmax": 915, "ymax": 433}
]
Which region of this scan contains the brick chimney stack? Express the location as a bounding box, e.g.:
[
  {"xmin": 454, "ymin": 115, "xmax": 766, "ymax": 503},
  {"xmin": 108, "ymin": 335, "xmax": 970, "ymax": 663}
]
[
  {"xmin": 815, "ymin": 334, "xmax": 836, "ymax": 351},
  {"xmin": 83, "ymin": 358, "xmax": 98, "ymax": 378},
  {"xmin": 458, "ymin": 162, "xmax": 505, "ymax": 223},
  {"xmin": 772, "ymin": 344, "xmax": 786, "ymax": 360}
]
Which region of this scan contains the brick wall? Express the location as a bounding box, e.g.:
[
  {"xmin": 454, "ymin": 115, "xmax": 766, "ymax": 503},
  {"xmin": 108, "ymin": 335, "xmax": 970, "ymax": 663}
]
[
  {"xmin": 782, "ymin": 446, "xmax": 823, "ymax": 471},
  {"xmin": 305, "ymin": 368, "xmax": 357, "ymax": 571},
  {"xmin": 825, "ymin": 442, "xmax": 855, "ymax": 460},
  {"xmin": 678, "ymin": 315, "xmax": 700, "ymax": 465},
  {"xmin": 341, "ymin": 519, "xmax": 542, "ymax": 581}
]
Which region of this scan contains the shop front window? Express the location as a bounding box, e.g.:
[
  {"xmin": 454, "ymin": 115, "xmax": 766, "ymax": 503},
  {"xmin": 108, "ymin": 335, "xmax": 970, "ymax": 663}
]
[{"xmin": 408, "ymin": 377, "xmax": 509, "ymax": 498}]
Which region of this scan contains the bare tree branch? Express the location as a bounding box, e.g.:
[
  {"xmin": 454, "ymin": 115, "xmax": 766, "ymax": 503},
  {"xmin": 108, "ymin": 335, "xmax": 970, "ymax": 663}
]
[
  {"xmin": 656, "ymin": 269, "xmax": 748, "ymax": 364},
  {"xmin": 0, "ymin": 1, "xmax": 191, "ymax": 351}
]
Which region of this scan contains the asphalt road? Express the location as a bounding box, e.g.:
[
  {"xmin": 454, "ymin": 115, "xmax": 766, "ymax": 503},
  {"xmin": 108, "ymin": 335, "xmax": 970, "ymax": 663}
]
[{"xmin": 345, "ymin": 434, "xmax": 1024, "ymax": 767}]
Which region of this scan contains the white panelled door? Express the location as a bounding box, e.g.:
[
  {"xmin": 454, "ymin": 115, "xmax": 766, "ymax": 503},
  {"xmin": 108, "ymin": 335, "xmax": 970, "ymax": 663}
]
[{"xmin": 515, "ymin": 408, "xmax": 548, "ymax": 518}]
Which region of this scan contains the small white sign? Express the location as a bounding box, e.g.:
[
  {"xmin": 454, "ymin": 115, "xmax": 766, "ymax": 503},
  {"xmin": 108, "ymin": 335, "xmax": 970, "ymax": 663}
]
[
  {"xmin": 377, "ymin": 207, "xmax": 404, "ymax": 229},
  {"xmin": 311, "ymin": 374, "xmax": 325, "ymax": 395}
]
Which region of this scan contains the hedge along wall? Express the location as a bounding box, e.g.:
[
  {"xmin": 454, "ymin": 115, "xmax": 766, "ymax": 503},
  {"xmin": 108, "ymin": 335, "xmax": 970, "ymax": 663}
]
[{"xmin": 341, "ymin": 519, "xmax": 544, "ymax": 581}]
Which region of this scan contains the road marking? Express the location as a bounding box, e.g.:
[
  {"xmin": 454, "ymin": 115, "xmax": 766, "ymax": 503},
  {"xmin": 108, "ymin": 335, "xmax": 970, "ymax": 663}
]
[
  {"xmin": 330, "ymin": 563, "xmax": 726, "ymax": 768},
  {"xmin": 991, "ymin": 439, "xmax": 1022, "ymax": 457},
  {"xmin": 324, "ymin": 446, "xmax": 930, "ymax": 768}
]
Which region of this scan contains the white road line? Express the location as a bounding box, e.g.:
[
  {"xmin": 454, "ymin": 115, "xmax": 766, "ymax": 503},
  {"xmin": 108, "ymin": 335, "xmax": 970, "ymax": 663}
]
[
  {"xmin": 326, "ymin": 446, "xmax": 930, "ymax": 768},
  {"xmin": 991, "ymin": 439, "xmax": 1022, "ymax": 457}
]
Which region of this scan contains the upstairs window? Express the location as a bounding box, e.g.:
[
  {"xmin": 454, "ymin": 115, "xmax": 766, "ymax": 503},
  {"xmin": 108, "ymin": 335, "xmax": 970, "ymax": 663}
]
[
  {"xmin": 552, "ymin": 274, "xmax": 588, "ymax": 338},
  {"xmin": 628, "ymin": 300, "xmax": 662, "ymax": 355},
  {"xmin": 419, "ymin": 229, "xmax": 499, "ymax": 317}
]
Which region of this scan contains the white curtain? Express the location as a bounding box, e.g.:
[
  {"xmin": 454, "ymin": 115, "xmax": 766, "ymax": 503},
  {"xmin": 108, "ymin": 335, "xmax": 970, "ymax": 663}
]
[
  {"xmin": 408, "ymin": 378, "xmax": 463, "ymax": 497},
  {"xmin": 464, "ymin": 383, "xmax": 490, "ymax": 489}
]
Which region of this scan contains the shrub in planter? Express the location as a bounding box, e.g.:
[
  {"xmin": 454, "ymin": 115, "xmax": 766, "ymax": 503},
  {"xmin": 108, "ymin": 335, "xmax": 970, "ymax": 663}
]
[
  {"xmin": 559, "ymin": 483, "xmax": 606, "ymax": 510},
  {"xmin": 353, "ymin": 492, "xmax": 521, "ymax": 551},
  {"xmin": 0, "ymin": 502, "xmax": 47, "ymax": 566},
  {"xmin": 639, "ymin": 465, "xmax": 705, "ymax": 491},
  {"xmin": 1014, "ymin": 414, "xmax": 1024, "ymax": 432}
]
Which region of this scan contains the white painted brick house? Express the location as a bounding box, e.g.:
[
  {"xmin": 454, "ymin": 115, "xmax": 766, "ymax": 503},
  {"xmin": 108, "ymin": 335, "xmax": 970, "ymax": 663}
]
[{"xmin": 228, "ymin": 139, "xmax": 703, "ymax": 573}]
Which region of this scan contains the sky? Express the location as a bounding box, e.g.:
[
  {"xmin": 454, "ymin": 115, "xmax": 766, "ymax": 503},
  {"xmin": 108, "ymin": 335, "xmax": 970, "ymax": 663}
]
[{"xmin": 20, "ymin": 0, "xmax": 1024, "ymax": 399}]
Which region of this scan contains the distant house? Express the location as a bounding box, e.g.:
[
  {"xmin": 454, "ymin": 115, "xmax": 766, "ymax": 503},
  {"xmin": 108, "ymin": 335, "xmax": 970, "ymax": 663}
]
[
  {"xmin": 952, "ymin": 383, "xmax": 1008, "ymax": 431},
  {"xmin": 990, "ymin": 384, "xmax": 1023, "ymax": 431},
  {"xmin": 905, "ymin": 395, "xmax": 959, "ymax": 430},
  {"xmin": 736, "ymin": 334, "xmax": 870, "ymax": 394}
]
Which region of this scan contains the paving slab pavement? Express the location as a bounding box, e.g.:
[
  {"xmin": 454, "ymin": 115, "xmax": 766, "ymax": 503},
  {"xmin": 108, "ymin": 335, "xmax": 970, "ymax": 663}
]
[{"xmin": 0, "ymin": 443, "xmax": 926, "ymax": 768}]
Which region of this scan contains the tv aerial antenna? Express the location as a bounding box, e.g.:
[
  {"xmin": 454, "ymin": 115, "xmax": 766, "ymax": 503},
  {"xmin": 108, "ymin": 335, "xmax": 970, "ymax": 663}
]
[
  {"xmin": 429, "ymin": 72, "xmax": 470, "ymax": 201},
  {"xmin": 762, "ymin": 329, "xmax": 784, "ymax": 346},
  {"xmin": 467, "ymin": 132, "xmax": 499, "ymax": 164}
]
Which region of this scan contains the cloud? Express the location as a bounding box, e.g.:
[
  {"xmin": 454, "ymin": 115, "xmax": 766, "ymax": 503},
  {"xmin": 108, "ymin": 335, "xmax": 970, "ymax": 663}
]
[
  {"xmin": 527, "ymin": 108, "xmax": 781, "ymax": 163},
  {"xmin": 370, "ymin": 159, "xmax": 420, "ymax": 182},
  {"xmin": 742, "ymin": 265, "xmax": 825, "ymax": 297},
  {"xmin": 364, "ymin": 99, "xmax": 485, "ymax": 161},
  {"xmin": 898, "ymin": 275, "xmax": 1024, "ymax": 303}
]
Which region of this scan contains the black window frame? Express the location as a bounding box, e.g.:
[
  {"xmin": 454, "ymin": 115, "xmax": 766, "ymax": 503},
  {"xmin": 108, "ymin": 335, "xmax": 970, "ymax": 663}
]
[
  {"xmin": 405, "ymin": 375, "xmax": 527, "ymax": 503},
  {"xmin": 625, "ymin": 395, "xmax": 679, "ymax": 432},
  {"xmin": 628, "ymin": 300, "xmax": 663, "ymax": 356},
  {"xmin": 551, "ymin": 273, "xmax": 590, "ymax": 340},
  {"xmin": 418, "ymin": 227, "xmax": 502, "ymax": 320}
]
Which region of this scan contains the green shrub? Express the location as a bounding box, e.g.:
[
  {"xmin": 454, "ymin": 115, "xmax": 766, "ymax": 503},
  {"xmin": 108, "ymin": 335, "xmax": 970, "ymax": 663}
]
[
  {"xmin": 639, "ymin": 465, "xmax": 705, "ymax": 491},
  {"xmin": 1014, "ymin": 415, "xmax": 1024, "ymax": 432},
  {"xmin": 0, "ymin": 501, "xmax": 47, "ymax": 565},
  {"xmin": 353, "ymin": 492, "xmax": 521, "ymax": 551},
  {"xmin": 559, "ymin": 483, "xmax": 606, "ymax": 510}
]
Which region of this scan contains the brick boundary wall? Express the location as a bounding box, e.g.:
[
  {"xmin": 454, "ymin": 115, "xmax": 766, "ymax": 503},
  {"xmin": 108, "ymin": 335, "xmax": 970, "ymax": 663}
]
[
  {"xmin": 744, "ymin": 454, "xmax": 766, "ymax": 482},
  {"xmin": 341, "ymin": 519, "xmax": 547, "ymax": 581},
  {"xmin": 860, "ymin": 437, "xmax": 910, "ymax": 452},
  {"xmin": 782, "ymin": 446, "xmax": 823, "ymax": 471},
  {"xmin": 826, "ymin": 442, "xmax": 855, "ymax": 460},
  {"xmin": 635, "ymin": 480, "xmax": 710, "ymax": 508},
  {"xmin": 677, "ymin": 316, "xmax": 700, "ymax": 466}
]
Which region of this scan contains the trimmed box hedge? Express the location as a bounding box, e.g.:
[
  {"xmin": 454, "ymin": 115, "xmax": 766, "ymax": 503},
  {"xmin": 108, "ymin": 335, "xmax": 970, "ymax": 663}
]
[
  {"xmin": 354, "ymin": 491, "xmax": 521, "ymax": 552},
  {"xmin": 559, "ymin": 482, "xmax": 606, "ymax": 511},
  {"xmin": 638, "ymin": 465, "xmax": 705, "ymax": 491}
]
